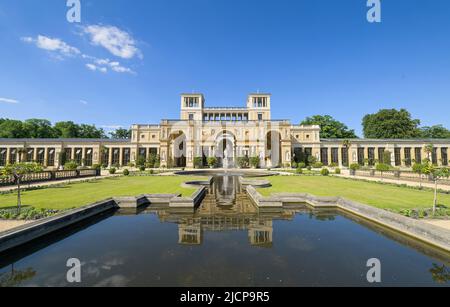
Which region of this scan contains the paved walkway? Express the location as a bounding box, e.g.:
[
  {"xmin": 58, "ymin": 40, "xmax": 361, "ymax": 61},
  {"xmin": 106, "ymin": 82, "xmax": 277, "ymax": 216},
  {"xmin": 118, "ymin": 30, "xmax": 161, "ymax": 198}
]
[
  {"xmin": 335, "ymin": 171, "xmax": 450, "ymax": 192},
  {"xmin": 423, "ymin": 220, "xmax": 450, "ymax": 231},
  {"xmin": 0, "ymin": 220, "xmax": 32, "ymax": 233},
  {"xmin": 0, "ymin": 175, "xmax": 110, "ymax": 193}
]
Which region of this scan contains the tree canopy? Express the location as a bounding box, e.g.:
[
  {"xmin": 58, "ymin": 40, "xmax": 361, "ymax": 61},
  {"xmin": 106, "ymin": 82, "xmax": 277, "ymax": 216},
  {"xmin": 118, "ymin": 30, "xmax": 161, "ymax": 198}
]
[
  {"xmin": 300, "ymin": 115, "xmax": 357, "ymax": 139},
  {"xmin": 0, "ymin": 118, "xmax": 108, "ymax": 139},
  {"xmin": 419, "ymin": 125, "xmax": 450, "ymax": 139},
  {"xmin": 109, "ymin": 128, "xmax": 131, "ymax": 139},
  {"xmin": 362, "ymin": 109, "xmax": 422, "ymax": 139}
]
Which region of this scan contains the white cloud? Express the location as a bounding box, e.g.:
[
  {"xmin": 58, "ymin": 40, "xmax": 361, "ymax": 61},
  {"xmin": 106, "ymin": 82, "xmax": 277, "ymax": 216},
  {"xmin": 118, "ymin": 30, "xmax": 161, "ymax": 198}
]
[
  {"xmin": 83, "ymin": 25, "xmax": 142, "ymax": 59},
  {"xmin": 0, "ymin": 97, "xmax": 19, "ymax": 104},
  {"xmin": 22, "ymin": 35, "xmax": 80, "ymax": 57},
  {"xmin": 80, "ymin": 100, "xmax": 88, "ymax": 105},
  {"xmin": 86, "ymin": 63, "xmax": 107, "ymax": 73},
  {"xmin": 93, "ymin": 58, "xmax": 134, "ymax": 74}
]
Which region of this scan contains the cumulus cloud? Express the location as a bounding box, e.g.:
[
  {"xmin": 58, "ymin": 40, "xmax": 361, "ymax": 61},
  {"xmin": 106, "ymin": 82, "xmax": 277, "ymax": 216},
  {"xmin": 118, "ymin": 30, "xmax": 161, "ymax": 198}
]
[
  {"xmin": 94, "ymin": 58, "xmax": 134, "ymax": 74},
  {"xmin": 86, "ymin": 63, "xmax": 107, "ymax": 73},
  {"xmin": 82, "ymin": 25, "xmax": 142, "ymax": 59},
  {"xmin": 0, "ymin": 97, "xmax": 19, "ymax": 104},
  {"xmin": 21, "ymin": 26, "xmax": 140, "ymax": 75},
  {"xmin": 21, "ymin": 35, "xmax": 80, "ymax": 57}
]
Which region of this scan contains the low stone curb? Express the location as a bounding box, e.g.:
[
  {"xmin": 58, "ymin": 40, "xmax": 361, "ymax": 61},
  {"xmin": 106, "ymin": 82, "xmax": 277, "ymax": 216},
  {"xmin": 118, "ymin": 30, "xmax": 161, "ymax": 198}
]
[
  {"xmin": 0, "ymin": 185, "xmax": 207, "ymax": 253},
  {"xmin": 246, "ymin": 186, "xmax": 450, "ymax": 252},
  {"xmin": 0, "ymin": 199, "xmax": 116, "ymax": 254}
]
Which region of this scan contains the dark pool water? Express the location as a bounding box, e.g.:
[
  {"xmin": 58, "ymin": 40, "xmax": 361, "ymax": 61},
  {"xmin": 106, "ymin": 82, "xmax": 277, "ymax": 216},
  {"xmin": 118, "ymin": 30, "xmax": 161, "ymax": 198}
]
[{"xmin": 0, "ymin": 175, "xmax": 449, "ymax": 287}]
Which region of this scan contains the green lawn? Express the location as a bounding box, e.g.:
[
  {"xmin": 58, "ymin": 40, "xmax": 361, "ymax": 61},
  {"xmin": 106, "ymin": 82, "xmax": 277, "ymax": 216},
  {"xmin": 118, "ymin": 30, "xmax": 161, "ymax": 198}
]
[
  {"xmin": 258, "ymin": 176, "xmax": 450, "ymax": 212},
  {"xmin": 0, "ymin": 176, "xmax": 203, "ymax": 210}
]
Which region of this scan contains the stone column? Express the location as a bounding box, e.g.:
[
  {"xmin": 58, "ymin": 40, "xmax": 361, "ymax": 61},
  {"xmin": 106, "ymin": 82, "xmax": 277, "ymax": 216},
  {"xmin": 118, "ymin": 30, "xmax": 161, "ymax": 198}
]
[
  {"xmin": 6, "ymin": 148, "xmax": 11, "ymax": 164},
  {"xmin": 33, "ymin": 148, "xmax": 38, "ymax": 163},
  {"xmin": 108, "ymin": 147, "xmax": 113, "ymax": 167},
  {"xmin": 337, "ymin": 146, "xmax": 343, "ymax": 167},
  {"xmin": 82, "ymin": 148, "xmax": 86, "ymax": 166},
  {"xmin": 44, "ymin": 148, "xmax": 48, "ymax": 167},
  {"xmin": 437, "ymin": 147, "xmax": 443, "ymax": 166},
  {"xmin": 55, "ymin": 149, "xmax": 61, "ymax": 168},
  {"xmin": 327, "ymin": 147, "xmax": 332, "ymax": 166},
  {"xmin": 119, "ymin": 148, "xmax": 124, "ymax": 167}
]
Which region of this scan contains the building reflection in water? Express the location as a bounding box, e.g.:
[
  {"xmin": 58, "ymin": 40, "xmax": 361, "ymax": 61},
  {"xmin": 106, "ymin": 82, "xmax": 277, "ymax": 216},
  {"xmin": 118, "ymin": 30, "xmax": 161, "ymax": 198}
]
[{"xmin": 147, "ymin": 175, "xmax": 304, "ymax": 247}]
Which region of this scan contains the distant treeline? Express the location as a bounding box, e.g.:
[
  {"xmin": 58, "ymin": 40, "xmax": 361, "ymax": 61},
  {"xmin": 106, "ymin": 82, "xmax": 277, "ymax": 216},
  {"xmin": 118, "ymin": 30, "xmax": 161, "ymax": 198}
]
[{"xmin": 0, "ymin": 118, "xmax": 131, "ymax": 139}]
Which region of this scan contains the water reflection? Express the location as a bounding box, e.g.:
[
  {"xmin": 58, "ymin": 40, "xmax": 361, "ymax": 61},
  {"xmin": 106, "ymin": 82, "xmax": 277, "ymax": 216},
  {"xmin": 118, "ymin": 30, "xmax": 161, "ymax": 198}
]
[{"xmin": 148, "ymin": 175, "xmax": 343, "ymax": 248}]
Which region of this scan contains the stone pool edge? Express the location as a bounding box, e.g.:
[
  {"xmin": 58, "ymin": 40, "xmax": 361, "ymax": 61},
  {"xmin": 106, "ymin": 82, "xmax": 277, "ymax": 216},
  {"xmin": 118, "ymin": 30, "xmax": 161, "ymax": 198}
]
[
  {"xmin": 0, "ymin": 186, "xmax": 207, "ymax": 254},
  {"xmin": 246, "ymin": 185, "xmax": 450, "ymax": 253}
]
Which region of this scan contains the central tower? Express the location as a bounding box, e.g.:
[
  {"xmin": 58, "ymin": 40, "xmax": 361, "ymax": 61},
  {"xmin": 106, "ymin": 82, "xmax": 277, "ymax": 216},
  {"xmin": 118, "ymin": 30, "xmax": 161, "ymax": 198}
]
[
  {"xmin": 246, "ymin": 93, "xmax": 271, "ymax": 121},
  {"xmin": 180, "ymin": 93, "xmax": 204, "ymax": 121}
]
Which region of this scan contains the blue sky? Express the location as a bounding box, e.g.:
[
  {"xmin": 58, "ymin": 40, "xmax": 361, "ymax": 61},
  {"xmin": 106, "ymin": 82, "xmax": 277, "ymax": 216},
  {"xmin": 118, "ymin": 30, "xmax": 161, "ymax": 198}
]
[{"xmin": 0, "ymin": 0, "xmax": 449, "ymax": 136}]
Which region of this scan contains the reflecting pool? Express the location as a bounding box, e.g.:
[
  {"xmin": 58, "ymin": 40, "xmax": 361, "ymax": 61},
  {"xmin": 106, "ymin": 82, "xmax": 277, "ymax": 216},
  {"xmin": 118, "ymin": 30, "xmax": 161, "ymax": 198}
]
[{"xmin": 0, "ymin": 174, "xmax": 449, "ymax": 287}]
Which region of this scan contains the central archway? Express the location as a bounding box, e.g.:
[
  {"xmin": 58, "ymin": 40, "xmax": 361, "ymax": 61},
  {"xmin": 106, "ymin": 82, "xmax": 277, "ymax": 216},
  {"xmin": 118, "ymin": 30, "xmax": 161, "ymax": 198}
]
[
  {"xmin": 215, "ymin": 131, "xmax": 236, "ymax": 168},
  {"xmin": 169, "ymin": 131, "xmax": 187, "ymax": 167},
  {"xmin": 265, "ymin": 130, "xmax": 282, "ymax": 168}
]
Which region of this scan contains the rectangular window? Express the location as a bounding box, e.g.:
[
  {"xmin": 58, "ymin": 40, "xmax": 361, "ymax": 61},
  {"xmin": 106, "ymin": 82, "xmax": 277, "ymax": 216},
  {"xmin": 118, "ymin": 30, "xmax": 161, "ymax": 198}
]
[
  {"xmin": 64, "ymin": 148, "xmax": 72, "ymax": 162},
  {"xmin": 415, "ymin": 147, "xmax": 422, "ymax": 163},
  {"xmin": 432, "ymin": 148, "xmax": 438, "ymax": 165},
  {"xmin": 0, "ymin": 148, "xmax": 7, "ymax": 166},
  {"xmin": 294, "ymin": 148, "xmax": 303, "ymax": 164},
  {"xmin": 85, "ymin": 148, "xmax": 93, "ymax": 167},
  {"xmin": 122, "ymin": 148, "xmax": 131, "ymax": 166},
  {"xmin": 26, "ymin": 148, "xmax": 34, "ymax": 162},
  {"xmin": 304, "ymin": 148, "xmax": 312, "ymax": 164},
  {"xmin": 101, "ymin": 148, "xmax": 109, "ymax": 165},
  {"xmin": 188, "ymin": 114, "xmax": 194, "ymax": 120},
  {"xmin": 9, "ymin": 149, "xmax": 17, "ymax": 164},
  {"xmin": 404, "ymin": 148, "xmax": 412, "ymax": 166},
  {"xmin": 331, "ymin": 148, "xmax": 339, "ymax": 164},
  {"xmin": 47, "ymin": 148, "xmax": 55, "ymax": 167},
  {"xmin": 394, "ymin": 148, "xmax": 401, "ymax": 166},
  {"xmin": 341, "ymin": 148, "xmax": 349, "ymax": 167},
  {"xmin": 378, "ymin": 147, "xmax": 385, "ymax": 163},
  {"xmin": 358, "ymin": 148, "xmax": 365, "ymax": 166},
  {"xmin": 368, "ymin": 148, "xmax": 375, "ymax": 166},
  {"xmin": 139, "ymin": 148, "xmax": 147, "ymax": 160},
  {"xmin": 258, "ymin": 113, "xmax": 263, "ymax": 121},
  {"xmin": 320, "ymin": 148, "xmax": 329, "ymax": 166},
  {"xmin": 442, "ymin": 148, "xmax": 448, "ymax": 166},
  {"xmin": 74, "ymin": 148, "xmax": 82, "ymax": 165},
  {"xmin": 37, "ymin": 148, "xmax": 45, "ymax": 165},
  {"xmin": 149, "ymin": 148, "xmax": 158, "ymax": 156},
  {"xmin": 112, "ymin": 148, "xmax": 120, "ymax": 166}
]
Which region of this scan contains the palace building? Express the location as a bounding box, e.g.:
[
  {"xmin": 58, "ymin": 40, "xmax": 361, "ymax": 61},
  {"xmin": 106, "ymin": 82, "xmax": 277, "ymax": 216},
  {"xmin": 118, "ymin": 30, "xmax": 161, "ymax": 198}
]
[{"xmin": 0, "ymin": 93, "xmax": 449, "ymax": 169}]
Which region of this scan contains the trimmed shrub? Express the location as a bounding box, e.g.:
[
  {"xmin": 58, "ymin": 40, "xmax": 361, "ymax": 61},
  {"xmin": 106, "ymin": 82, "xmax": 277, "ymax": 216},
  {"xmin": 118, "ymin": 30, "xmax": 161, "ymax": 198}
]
[
  {"xmin": 321, "ymin": 168, "xmax": 330, "ymax": 176},
  {"xmin": 335, "ymin": 167, "xmax": 341, "ymax": 174},
  {"xmin": 207, "ymin": 157, "xmax": 217, "ymax": 168},
  {"xmin": 296, "ymin": 167, "xmax": 303, "ymax": 174},
  {"xmin": 193, "ymin": 157, "xmax": 203, "ymax": 169},
  {"xmin": 64, "ymin": 161, "xmax": 78, "ymax": 171},
  {"xmin": 291, "ymin": 161, "xmax": 298, "ymax": 169},
  {"xmin": 307, "ymin": 166, "xmax": 312, "ymax": 171},
  {"xmin": 312, "ymin": 162, "xmax": 324, "ymax": 168},
  {"xmin": 123, "ymin": 169, "xmax": 130, "ymax": 176},
  {"xmin": 236, "ymin": 156, "xmax": 249, "ymax": 168},
  {"xmin": 349, "ymin": 163, "xmax": 361, "ymax": 171},
  {"xmin": 139, "ymin": 165, "xmax": 146, "ymax": 172},
  {"xmin": 297, "ymin": 162, "xmax": 306, "ymax": 169},
  {"xmin": 109, "ymin": 167, "xmax": 116, "ymax": 175},
  {"xmin": 250, "ymin": 156, "xmax": 260, "ymax": 169}
]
